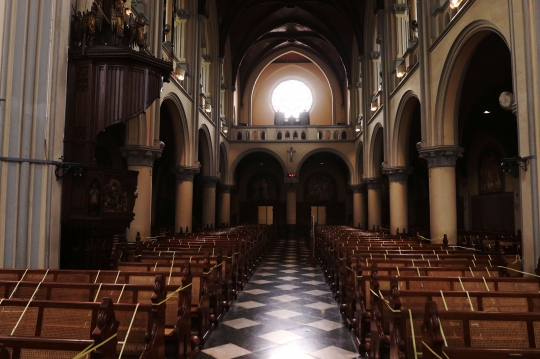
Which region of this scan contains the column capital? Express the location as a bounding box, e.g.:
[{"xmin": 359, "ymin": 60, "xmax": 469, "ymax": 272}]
[
  {"xmin": 363, "ymin": 177, "xmax": 382, "ymax": 189},
  {"xmin": 350, "ymin": 184, "xmax": 366, "ymax": 194},
  {"xmin": 219, "ymin": 185, "xmax": 233, "ymax": 193},
  {"xmin": 418, "ymin": 145, "xmax": 464, "ymax": 168},
  {"xmin": 173, "ymin": 166, "xmax": 200, "ymax": 182},
  {"xmin": 121, "ymin": 145, "xmax": 163, "ymax": 167},
  {"xmin": 202, "ymin": 176, "xmax": 220, "ymax": 188},
  {"xmin": 382, "ymin": 166, "xmax": 413, "ymax": 182}
]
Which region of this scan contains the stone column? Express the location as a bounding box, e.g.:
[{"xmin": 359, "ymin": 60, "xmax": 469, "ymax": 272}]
[
  {"xmin": 383, "ymin": 167, "xmax": 412, "ymax": 234},
  {"xmin": 419, "ymin": 146, "xmax": 464, "ymax": 244},
  {"xmin": 202, "ymin": 177, "xmax": 219, "ymax": 229},
  {"xmin": 352, "ymin": 185, "xmax": 367, "ymax": 229},
  {"xmin": 174, "ymin": 166, "xmax": 199, "ymax": 233},
  {"xmin": 121, "ymin": 146, "xmax": 163, "ymax": 241},
  {"xmin": 364, "ymin": 178, "xmax": 382, "ymax": 231},
  {"xmin": 218, "ymin": 185, "xmax": 232, "ymax": 227}
]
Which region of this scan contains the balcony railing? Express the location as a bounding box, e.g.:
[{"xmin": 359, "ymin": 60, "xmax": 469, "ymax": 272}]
[{"xmin": 231, "ymin": 125, "xmax": 355, "ymax": 141}]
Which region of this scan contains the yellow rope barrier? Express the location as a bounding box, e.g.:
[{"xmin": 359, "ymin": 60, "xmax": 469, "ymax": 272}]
[
  {"xmin": 408, "ymin": 309, "xmax": 418, "ymax": 359},
  {"xmin": 72, "ymin": 333, "xmax": 118, "ymax": 359},
  {"xmin": 458, "ymin": 277, "xmax": 465, "ymax": 291},
  {"xmin": 469, "ymin": 267, "xmax": 475, "ymax": 277},
  {"xmin": 440, "ymin": 290, "xmax": 448, "ymax": 311},
  {"xmin": 203, "ymin": 262, "xmax": 223, "ymax": 275},
  {"xmin": 486, "ymin": 267, "xmax": 491, "ymax": 277},
  {"xmin": 422, "ymin": 341, "xmax": 444, "ymax": 359},
  {"xmin": 117, "ymin": 303, "xmax": 140, "ymax": 359},
  {"xmin": 465, "ymin": 291, "xmax": 474, "ymax": 311},
  {"xmin": 11, "ymin": 270, "xmax": 48, "ymax": 336},
  {"xmin": 9, "ymin": 269, "xmax": 28, "ymax": 299},
  {"xmin": 482, "ymin": 277, "xmax": 490, "ymax": 291},
  {"xmin": 497, "ymin": 266, "xmax": 540, "ymax": 278},
  {"xmin": 114, "ymin": 271, "xmax": 121, "ymax": 284},
  {"xmin": 168, "ymin": 252, "xmax": 176, "ymax": 285},
  {"xmin": 396, "ymin": 266, "xmax": 400, "ymax": 277},
  {"xmin": 93, "ymin": 283, "xmax": 103, "ymax": 302},
  {"xmin": 93, "ymin": 270, "xmax": 101, "ymax": 284},
  {"xmin": 117, "ymin": 284, "xmax": 126, "ymax": 304}
]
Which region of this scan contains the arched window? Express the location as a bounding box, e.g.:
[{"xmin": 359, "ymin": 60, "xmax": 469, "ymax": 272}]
[
  {"xmin": 341, "ymin": 131, "xmax": 347, "ymax": 140},
  {"xmin": 245, "ymin": 131, "xmax": 250, "ymax": 140},
  {"xmin": 271, "ymin": 79, "xmax": 313, "ymax": 119},
  {"xmin": 325, "ymin": 131, "xmax": 331, "ymax": 139},
  {"xmin": 285, "ymin": 131, "xmax": 290, "ymax": 139},
  {"xmin": 293, "ymin": 131, "xmax": 298, "ymax": 139},
  {"xmin": 253, "ymin": 131, "xmax": 259, "ymax": 140},
  {"xmin": 277, "ymin": 131, "xmax": 282, "ymax": 140},
  {"xmin": 261, "ymin": 131, "xmax": 266, "ymax": 140},
  {"xmin": 237, "ymin": 132, "xmax": 242, "ymax": 140},
  {"xmin": 333, "ymin": 130, "xmax": 339, "ymax": 140},
  {"xmin": 317, "ymin": 131, "xmax": 323, "ymax": 140},
  {"xmin": 301, "ymin": 131, "xmax": 307, "ymax": 140}
]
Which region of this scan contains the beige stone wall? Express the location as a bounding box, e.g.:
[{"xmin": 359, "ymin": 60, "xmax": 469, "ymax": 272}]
[{"xmin": 251, "ymin": 63, "xmax": 333, "ymax": 126}]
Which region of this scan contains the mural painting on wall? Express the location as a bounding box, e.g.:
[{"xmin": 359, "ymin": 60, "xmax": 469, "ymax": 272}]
[
  {"xmin": 306, "ymin": 172, "xmax": 336, "ymax": 202},
  {"xmin": 478, "ymin": 145, "xmax": 504, "ymax": 193},
  {"xmin": 250, "ymin": 174, "xmax": 278, "ymax": 201}
]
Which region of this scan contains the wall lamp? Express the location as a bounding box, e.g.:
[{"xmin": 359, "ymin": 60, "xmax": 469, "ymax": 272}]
[
  {"xmin": 396, "ymin": 62, "xmax": 406, "ymax": 78},
  {"xmin": 450, "ymin": 0, "xmax": 463, "ymax": 9},
  {"xmin": 204, "ymin": 102, "xmax": 212, "ymax": 113},
  {"xmin": 501, "ymin": 156, "xmax": 535, "ymax": 173},
  {"xmin": 55, "ymin": 162, "xmax": 83, "ymax": 180},
  {"xmin": 370, "ymin": 94, "xmax": 379, "ymax": 112},
  {"xmin": 174, "ymin": 63, "xmax": 186, "ymax": 81}
]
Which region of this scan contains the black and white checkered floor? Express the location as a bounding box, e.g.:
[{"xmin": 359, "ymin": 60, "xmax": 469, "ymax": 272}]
[{"xmin": 199, "ymin": 237, "xmax": 360, "ymax": 359}]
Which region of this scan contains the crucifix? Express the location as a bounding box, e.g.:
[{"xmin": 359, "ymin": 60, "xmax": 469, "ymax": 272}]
[{"xmin": 287, "ymin": 146, "xmax": 296, "ymax": 162}]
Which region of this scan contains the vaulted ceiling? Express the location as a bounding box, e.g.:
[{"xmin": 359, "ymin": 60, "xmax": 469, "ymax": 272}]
[{"xmin": 215, "ymin": 0, "xmax": 368, "ymax": 95}]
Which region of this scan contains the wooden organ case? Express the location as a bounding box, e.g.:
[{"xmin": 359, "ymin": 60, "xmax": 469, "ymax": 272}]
[{"xmin": 61, "ymin": 0, "xmax": 172, "ymax": 269}]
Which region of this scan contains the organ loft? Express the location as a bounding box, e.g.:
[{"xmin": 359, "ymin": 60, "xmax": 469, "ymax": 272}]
[{"xmin": 0, "ymin": 0, "xmax": 540, "ymax": 358}]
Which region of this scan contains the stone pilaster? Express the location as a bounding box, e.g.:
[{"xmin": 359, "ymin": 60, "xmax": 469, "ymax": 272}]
[
  {"xmin": 383, "ymin": 167, "xmax": 413, "ymax": 234},
  {"xmin": 364, "ymin": 177, "xmax": 382, "ymax": 230},
  {"xmin": 418, "ymin": 146, "xmax": 464, "ymax": 244},
  {"xmin": 202, "ymin": 177, "xmax": 219, "ymax": 228},
  {"xmin": 122, "ymin": 145, "xmax": 163, "ymax": 241},
  {"xmin": 351, "ymin": 184, "xmax": 367, "ymax": 229},
  {"xmin": 173, "ymin": 166, "xmax": 200, "ymax": 233}
]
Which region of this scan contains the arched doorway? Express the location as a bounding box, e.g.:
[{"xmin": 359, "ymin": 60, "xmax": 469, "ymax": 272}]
[
  {"xmin": 232, "ymin": 151, "xmax": 285, "ymax": 226},
  {"xmin": 297, "ymin": 152, "xmax": 351, "ymax": 231},
  {"xmin": 455, "ymin": 33, "xmax": 517, "ymax": 234},
  {"xmin": 152, "ymin": 105, "xmax": 176, "ymax": 234}
]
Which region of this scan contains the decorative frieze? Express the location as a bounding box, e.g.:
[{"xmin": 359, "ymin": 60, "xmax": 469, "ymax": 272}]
[
  {"xmin": 350, "ymin": 184, "xmax": 366, "ymax": 194},
  {"xmin": 382, "ymin": 166, "xmax": 413, "ymax": 182},
  {"xmin": 418, "ymin": 146, "xmax": 464, "ymax": 168},
  {"xmin": 173, "ymin": 166, "xmax": 200, "ymax": 182},
  {"xmin": 121, "ymin": 145, "xmax": 163, "ymax": 167},
  {"xmin": 363, "ymin": 177, "xmax": 382, "ymax": 190},
  {"xmin": 202, "ymin": 177, "xmax": 220, "ymax": 188}
]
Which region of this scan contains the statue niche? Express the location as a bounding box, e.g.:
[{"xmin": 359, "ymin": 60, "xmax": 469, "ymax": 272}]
[
  {"xmin": 249, "ymin": 175, "xmax": 278, "ymax": 202},
  {"xmin": 305, "ymin": 172, "xmax": 336, "ymax": 202},
  {"xmin": 478, "ymin": 145, "xmax": 504, "ymax": 193}
]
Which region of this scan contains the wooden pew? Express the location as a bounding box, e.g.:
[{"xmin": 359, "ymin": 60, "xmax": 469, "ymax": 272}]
[
  {"xmin": 0, "ymin": 269, "xmax": 197, "ymax": 359},
  {"xmin": 421, "ymin": 301, "xmax": 540, "ymax": 359},
  {"xmin": 0, "ymin": 298, "xmax": 118, "ymax": 359}
]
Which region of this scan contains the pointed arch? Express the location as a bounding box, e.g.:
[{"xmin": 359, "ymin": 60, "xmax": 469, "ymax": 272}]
[
  {"xmin": 392, "ymin": 91, "xmax": 420, "ymax": 167},
  {"xmin": 229, "ymin": 148, "xmax": 288, "ymax": 184},
  {"xmin": 198, "ymin": 124, "xmax": 214, "ymax": 177},
  {"xmin": 434, "ymin": 21, "xmax": 509, "ymax": 145},
  {"xmin": 161, "ymin": 93, "xmax": 190, "ymax": 166},
  {"xmin": 297, "ymin": 148, "xmax": 353, "ymax": 183}
]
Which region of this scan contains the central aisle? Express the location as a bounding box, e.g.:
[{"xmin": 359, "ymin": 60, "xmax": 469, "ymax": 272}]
[{"xmin": 200, "ymin": 237, "xmax": 360, "ymax": 359}]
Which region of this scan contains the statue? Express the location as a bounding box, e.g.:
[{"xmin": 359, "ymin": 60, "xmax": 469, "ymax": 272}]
[{"xmin": 89, "ymin": 184, "xmax": 100, "ymax": 216}]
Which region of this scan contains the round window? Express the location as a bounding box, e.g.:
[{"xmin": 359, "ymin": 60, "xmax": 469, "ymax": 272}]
[{"xmin": 271, "ymin": 79, "xmax": 313, "ymax": 119}]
